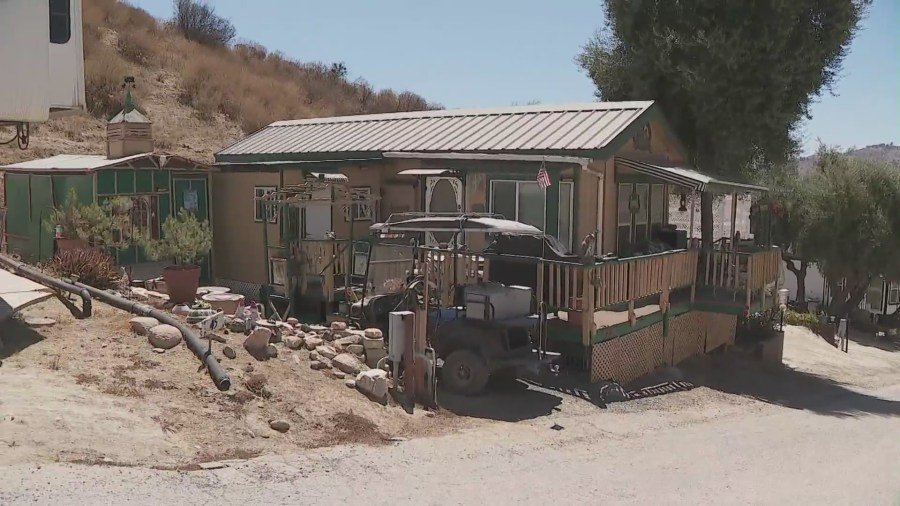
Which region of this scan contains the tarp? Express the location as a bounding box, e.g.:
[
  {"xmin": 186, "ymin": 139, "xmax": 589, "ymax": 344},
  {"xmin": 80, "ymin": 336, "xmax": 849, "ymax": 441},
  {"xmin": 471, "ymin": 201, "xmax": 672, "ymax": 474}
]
[{"xmin": 0, "ymin": 269, "xmax": 54, "ymax": 322}]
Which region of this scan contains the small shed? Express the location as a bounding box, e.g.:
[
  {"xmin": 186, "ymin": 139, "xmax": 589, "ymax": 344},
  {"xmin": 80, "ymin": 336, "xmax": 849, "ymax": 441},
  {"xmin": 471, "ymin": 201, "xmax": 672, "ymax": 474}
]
[{"xmin": 0, "ymin": 79, "xmax": 210, "ymax": 268}]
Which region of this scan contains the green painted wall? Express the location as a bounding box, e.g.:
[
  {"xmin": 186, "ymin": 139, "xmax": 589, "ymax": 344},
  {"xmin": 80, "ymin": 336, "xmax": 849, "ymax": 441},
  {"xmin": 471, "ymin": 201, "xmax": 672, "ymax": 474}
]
[{"xmin": 4, "ymin": 173, "xmax": 92, "ymax": 261}]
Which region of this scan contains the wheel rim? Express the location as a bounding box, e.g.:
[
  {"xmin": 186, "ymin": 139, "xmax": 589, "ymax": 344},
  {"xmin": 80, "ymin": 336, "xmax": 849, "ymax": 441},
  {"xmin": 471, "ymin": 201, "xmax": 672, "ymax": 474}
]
[{"xmin": 456, "ymin": 363, "xmax": 472, "ymax": 382}]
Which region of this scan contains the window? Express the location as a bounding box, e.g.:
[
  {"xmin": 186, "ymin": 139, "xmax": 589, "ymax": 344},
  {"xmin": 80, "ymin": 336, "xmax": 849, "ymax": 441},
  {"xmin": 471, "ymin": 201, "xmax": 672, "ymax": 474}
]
[
  {"xmin": 345, "ymin": 187, "xmax": 374, "ymax": 221},
  {"xmin": 617, "ymin": 183, "xmax": 633, "ymax": 253},
  {"xmin": 130, "ymin": 195, "xmax": 159, "ymax": 240},
  {"xmin": 618, "ymin": 182, "xmax": 667, "ymax": 254},
  {"xmin": 650, "ymin": 184, "xmax": 665, "ymax": 228},
  {"xmin": 888, "ymin": 282, "xmax": 900, "ymax": 305},
  {"xmin": 558, "ymin": 182, "xmax": 574, "ymax": 251},
  {"xmin": 50, "ymin": 0, "xmax": 71, "ymax": 44},
  {"xmin": 254, "ymin": 186, "xmax": 277, "ymax": 223},
  {"xmin": 489, "ymin": 179, "xmax": 573, "ymax": 250}
]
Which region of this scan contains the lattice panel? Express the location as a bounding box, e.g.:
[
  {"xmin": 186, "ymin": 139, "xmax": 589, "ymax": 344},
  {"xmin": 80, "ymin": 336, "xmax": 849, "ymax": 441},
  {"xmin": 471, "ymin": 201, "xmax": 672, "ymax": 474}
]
[
  {"xmin": 590, "ymin": 322, "xmax": 665, "ymax": 384},
  {"xmin": 667, "ymin": 312, "xmax": 706, "ymax": 365},
  {"xmin": 700, "ymin": 312, "xmax": 737, "ymax": 352}
]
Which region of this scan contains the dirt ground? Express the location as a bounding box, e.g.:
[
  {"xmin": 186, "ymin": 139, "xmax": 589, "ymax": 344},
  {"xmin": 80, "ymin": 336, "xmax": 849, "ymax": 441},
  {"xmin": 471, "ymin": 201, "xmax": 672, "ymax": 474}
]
[
  {"xmin": 3, "ymin": 297, "xmax": 900, "ymax": 474},
  {"xmin": 0, "ymin": 298, "xmax": 475, "ymax": 468}
]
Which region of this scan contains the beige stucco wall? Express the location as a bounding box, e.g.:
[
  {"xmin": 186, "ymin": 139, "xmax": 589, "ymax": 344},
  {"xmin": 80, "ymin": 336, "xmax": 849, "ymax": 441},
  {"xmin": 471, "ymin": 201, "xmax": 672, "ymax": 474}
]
[{"xmin": 211, "ymin": 170, "xmax": 280, "ymax": 284}]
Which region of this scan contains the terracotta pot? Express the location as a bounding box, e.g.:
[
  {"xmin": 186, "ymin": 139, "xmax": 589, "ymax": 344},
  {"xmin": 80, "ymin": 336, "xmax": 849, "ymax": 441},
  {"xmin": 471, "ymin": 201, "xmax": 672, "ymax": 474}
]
[
  {"xmin": 56, "ymin": 238, "xmax": 89, "ymax": 253},
  {"xmin": 162, "ymin": 264, "xmax": 201, "ymax": 304}
]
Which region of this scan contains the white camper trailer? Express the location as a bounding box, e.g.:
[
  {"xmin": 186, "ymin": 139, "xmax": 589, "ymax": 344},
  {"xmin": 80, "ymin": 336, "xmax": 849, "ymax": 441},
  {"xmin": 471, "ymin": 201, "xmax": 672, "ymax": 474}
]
[{"xmin": 0, "ymin": 0, "xmax": 85, "ymax": 125}]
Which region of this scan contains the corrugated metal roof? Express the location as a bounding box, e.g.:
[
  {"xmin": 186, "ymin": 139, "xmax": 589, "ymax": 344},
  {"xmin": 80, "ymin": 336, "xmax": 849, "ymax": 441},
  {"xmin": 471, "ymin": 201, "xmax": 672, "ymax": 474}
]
[
  {"xmin": 0, "ymin": 153, "xmax": 152, "ymax": 171},
  {"xmin": 217, "ymin": 101, "xmax": 655, "ymax": 161},
  {"xmin": 617, "ymin": 158, "xmax": 768, "ymax": 193}
]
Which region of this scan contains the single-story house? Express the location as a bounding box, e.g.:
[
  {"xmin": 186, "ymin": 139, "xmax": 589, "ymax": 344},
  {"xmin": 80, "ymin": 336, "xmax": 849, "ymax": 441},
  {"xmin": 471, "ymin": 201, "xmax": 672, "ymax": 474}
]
[{"xmin": 211, "ymin": 101, "xmax": 781, "ymax": 383}]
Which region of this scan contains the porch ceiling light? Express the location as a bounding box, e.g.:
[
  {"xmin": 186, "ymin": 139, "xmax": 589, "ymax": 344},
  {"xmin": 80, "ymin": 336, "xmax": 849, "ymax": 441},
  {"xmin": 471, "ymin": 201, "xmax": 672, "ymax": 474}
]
[{"xmin": 679, "ymin": 193, "xmax": 688, "ymax": 212}]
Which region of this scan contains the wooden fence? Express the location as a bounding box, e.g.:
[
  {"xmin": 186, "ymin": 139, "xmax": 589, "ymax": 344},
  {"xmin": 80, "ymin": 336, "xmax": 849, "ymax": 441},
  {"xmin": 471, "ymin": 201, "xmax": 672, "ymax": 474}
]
[{"xmin": 704, "ymin": 247, "xmax": 780, "ymax": 306}]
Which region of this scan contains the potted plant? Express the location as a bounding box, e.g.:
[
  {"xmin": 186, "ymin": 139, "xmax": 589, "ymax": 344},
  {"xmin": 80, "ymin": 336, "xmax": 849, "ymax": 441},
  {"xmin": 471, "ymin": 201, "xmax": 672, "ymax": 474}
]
[
  {"xmin": 45, "ymin": 189, "xmax": 89, "ymax": 252},
  {"xmin": 136, "ymin": 210, "xmax": 212, "ymax": 304}
]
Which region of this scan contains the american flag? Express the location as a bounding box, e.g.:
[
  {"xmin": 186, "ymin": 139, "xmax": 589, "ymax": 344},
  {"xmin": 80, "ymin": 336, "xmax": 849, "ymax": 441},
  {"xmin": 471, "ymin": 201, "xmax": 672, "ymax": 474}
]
[{"xmin": 536, "ymin": 164, "xmax": 551, "ymax": 189}]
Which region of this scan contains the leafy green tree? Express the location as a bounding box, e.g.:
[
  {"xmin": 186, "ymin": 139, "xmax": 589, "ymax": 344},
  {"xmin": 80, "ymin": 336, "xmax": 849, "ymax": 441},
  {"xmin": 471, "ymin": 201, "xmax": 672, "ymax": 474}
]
[
  {"xmin": 578, "ymin": 0, "xmax": 869, "ymax": 245},
  {"xmin": 763, "ymin": 164, "xmax": 811, "ymax": 304},
  {"xmin": 799, "ymin": 150, "xmax": 900, "ymax": 316}
]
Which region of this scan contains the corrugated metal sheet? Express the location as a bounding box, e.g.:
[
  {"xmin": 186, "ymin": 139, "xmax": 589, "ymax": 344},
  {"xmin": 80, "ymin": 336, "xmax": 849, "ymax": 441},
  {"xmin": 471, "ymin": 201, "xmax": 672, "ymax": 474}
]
[{"xmin": 217, "ymin": 101, "xmax": 654, "ymax": 159}]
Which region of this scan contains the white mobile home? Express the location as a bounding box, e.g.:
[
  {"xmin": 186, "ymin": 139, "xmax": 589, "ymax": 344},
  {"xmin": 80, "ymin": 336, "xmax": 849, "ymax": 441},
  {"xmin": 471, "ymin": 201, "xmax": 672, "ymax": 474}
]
[{"xmin": 0, "ymin": 0, "xmax": 85, "ymax": 125}]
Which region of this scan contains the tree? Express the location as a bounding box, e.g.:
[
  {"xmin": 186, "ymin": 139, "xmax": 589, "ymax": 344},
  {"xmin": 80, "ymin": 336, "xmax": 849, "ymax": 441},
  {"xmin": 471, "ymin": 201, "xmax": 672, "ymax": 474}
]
[
  {"xmin": 764, "ymin": 164, "xmax": 811, "ymax": 305},
  {"xmin": 173, "ymin": 0, "xmax": 236, "ymax": 47},
  {"xmin": 578, "ymin": 0, "xmax": 869, "ymax": 246},
  {"xmin": 799, "ymin": 150, "xmax": 900, "ymax": 316}
]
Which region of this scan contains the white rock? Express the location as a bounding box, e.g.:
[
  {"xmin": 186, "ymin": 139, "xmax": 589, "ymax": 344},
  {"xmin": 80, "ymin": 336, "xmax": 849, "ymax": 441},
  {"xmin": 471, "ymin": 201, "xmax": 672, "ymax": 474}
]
[
  {"xmin": 345, "ymin": 379, "xmax": 356, "ymax": 388},
  {"xmin": 356, "ymin": 369, "xmax": 389, "ymax": 399},
  {"xmin": 364, "ymin": 328, "xmax": 383, "ymax": 339},
  {"xmin": 129, "ymin": 317, "xmax": 159, "ymax": 335},
  {"xmin": 332, "ymin": 370, "xmax": 346, "ymax": 379},
  {"xmin": 334, "ymin": 334, "xmax": 362, "ymax": 347},
  {"xmin": 148, "ymin": 324, "xmax": 182, "ymax": 349},
  {"xmin": 315, "ymin": 345, "xmax": 338, "ymax": 360},
  {"xmin": 282, "ymin": 335, "xmax": 304, "ymax": 350},
  {"xmin": 332, "ymin": 353, "xmax": 363, "ymax": 375},
  {"xmin": 286, "ymin": 317, "xmax": 299, "ymax": 326},
  {"xmin": 330, "ymin": 321, "xmax": 348, "ymax": 331},
  {"xmin": 243, "ymin": 327, "xmax": 273, "ymax": 358}
]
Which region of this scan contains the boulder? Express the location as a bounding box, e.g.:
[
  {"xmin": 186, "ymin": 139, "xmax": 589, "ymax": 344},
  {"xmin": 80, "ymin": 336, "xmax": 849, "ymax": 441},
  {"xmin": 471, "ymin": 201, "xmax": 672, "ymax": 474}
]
[
  {"xmin": 333, "ymin": 334, "xmax": 362, "ymax": 347},
  {"xmin": 282, "ymin": 335, "xmax": 304, "ymax": 350},
  {"xmin": 309, "ymin": 351, "xmax": 319, "ymax": 361},
  {"xmin": 222, "ymin": 346, "xmax": 237, "ymax": 359},
  {"xmin": 330, "ymin": 321, "xmax": 348, "ymax": 331},
  {"xmin": 129, "ymin": 317, "xmax": 160, "ymax": 336},
  {"xmin": 148, "ymin": 324, "xmax": 182, "ymax": 350},
  {"xmin": 304, "ymin": 336, "xmax": 324, "ymax": 350},
  {"xmin": 269, "ymin": 419, "xmax": 290, "ymax": 433},
  {"xmin": 332, "ymin": 353, "xmax": 363, "ymax": 375},
  {"xmin": 266, "ymin": 344, "xmax": 278, "ymax": 358},
  {"xmin": 286, "ymin": 317, "xmax": 299, "ymax": 326},
  {"xmin": 228, "ymin": 318, "xmax": 246, "ymax": 333},
  {"xmin": 347, "ymin": 344, "xmax": 365, "ymax": 356},
  {"xmin": 344, "ymin": 379, "xmax": 356, "ymax": 388},
  {"xmin": 332, "ymin": 370, "xmax": 346, "ymax": 379},
  {"xmin": 321, "ymin": 330, "xmax": 334, "ymax": 341},
  {"xmin": 243, "ymin": 327, "xmax": 274, "ymax": 360},
  {"xmin": 356, "ymin": 369, "xmax": 389, "ymax": 400},
  {"xmin": 315, "ymin": 345, "xmax": 338, "ymax": 360},
  {"xmin": 364, "ymin": 328, "xmax": 383, "ymax": 339},
  {"xmin": 299, "ymin": 323, "xmax": 312, "ymax": 332}
]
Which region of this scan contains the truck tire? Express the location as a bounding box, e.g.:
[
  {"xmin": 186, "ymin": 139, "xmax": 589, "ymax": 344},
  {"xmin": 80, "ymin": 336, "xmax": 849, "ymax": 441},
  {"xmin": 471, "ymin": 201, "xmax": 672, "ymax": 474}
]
[{"xmin": 442, "ymin": 349, "xmax": 489, "ymax": 395}]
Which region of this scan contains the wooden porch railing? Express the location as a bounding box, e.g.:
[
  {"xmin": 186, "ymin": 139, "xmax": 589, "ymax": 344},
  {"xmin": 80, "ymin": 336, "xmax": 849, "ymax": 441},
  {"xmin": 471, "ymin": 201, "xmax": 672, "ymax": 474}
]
[
  {"xmin": 422, "ymin": 250, "xmax": 489, "ymax": 305},
  {"xmin": 703, "ymin": 247, "xmax": 780, "ymax": 307}
]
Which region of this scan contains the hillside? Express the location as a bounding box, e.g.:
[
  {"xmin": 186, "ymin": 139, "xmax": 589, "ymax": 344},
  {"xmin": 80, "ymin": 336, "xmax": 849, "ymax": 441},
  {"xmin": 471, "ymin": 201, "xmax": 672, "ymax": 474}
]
[
  {"xmin": 0, "ymin": 0, "xmax": 436, "ymax": 167},
  {"xmin": 798, "ymin": 143, "xmax": 900, "ymax": 172}
]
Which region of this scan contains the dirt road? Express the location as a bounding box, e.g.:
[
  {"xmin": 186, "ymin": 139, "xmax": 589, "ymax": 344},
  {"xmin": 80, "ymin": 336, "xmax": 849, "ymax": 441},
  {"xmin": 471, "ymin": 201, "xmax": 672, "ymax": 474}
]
[
  {"xmin": 2, "ymin": 380, "xmax": 898, "ymax": 505},
  {"xmin": 2, "ymin": 320, "xmax": 899, "ymax": 504}
]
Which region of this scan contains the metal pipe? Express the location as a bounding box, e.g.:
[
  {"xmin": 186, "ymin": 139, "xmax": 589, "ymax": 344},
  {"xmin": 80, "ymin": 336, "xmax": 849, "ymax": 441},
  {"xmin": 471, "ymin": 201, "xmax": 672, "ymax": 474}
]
[
  {"xmin": 0, "ymin": 253, "xmax": 92, "ymax": 318},
  {"xmin": 71, "ymin": 280, "xmax": 231, "ymax": 391}
]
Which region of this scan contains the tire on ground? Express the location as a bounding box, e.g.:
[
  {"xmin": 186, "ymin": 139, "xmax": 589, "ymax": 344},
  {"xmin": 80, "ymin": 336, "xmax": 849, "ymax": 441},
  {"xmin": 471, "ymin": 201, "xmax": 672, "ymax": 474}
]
[{"xmin": 441, "ymin": 349, "xmax": 489, "ymax": 395}]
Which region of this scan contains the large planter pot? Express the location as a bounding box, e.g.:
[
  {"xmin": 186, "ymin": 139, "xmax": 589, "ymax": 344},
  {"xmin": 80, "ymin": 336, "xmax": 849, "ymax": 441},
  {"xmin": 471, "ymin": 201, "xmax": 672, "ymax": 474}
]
[
  {"xmin": 162, "ymin": 264, "xmax": 201, "ymax": 304},
  {"xmin": 56, "ymin": 238, "xmax": 89, "ymax": 253}
]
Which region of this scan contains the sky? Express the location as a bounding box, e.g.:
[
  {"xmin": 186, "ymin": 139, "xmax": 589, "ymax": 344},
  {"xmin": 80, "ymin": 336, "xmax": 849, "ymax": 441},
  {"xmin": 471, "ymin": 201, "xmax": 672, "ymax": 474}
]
[{"xmin": 130, "ymin": 0, "xmax": 899, "ymax": 155}]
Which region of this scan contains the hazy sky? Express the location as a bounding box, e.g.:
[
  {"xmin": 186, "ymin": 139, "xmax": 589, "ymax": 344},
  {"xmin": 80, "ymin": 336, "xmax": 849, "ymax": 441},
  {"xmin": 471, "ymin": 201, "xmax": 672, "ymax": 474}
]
[{"xmin": 131, "ymin": 0, "xmax": 899, "ymax": 154}]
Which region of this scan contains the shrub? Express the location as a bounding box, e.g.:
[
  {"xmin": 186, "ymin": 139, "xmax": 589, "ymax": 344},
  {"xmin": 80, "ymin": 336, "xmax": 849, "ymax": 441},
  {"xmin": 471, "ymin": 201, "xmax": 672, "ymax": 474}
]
[
  {"xmin": 44, "ymin": 189, "xmax": 83, "ymax": 240},
  {"xmin": 50, "ymin": 249, "xmax": 122, "ymax": 289},
  {"xmin": 83, "ymin": 37, "xmax": 129, "ymax": 118},
  {"xmin": 736, "ymin": 309, "xmax": 781, "ymax": 344},
  {"xmin": 172, "ymin": 0, "xmax": 236, "ymax": 47},
  {"xmin": 784, "ymin": 309, "xmax": 821, "ymax": 330},
  {"xmin": 136, "ymin": 210, "xmax": 212, "ymax": 266}
]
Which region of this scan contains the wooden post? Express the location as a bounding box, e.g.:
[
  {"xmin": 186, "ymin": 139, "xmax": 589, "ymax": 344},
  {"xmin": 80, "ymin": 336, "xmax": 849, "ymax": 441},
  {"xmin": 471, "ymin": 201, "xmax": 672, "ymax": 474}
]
[
  {"xmin": 582, "ymin": 266, "xmax": 594, "ymax": 346},
  {"xmin": 730, "ymin": 192, "xmax": 738, "ymax": 291},
  {"xmin": 688, "ymin": 190, "xmax": 696, "ymax": 246},
  {"xmin": 627, "ymin": 262, "xmax": 636, "ymax": 325},
  {"xmin": 745, "ymin": 258, "xmax": 753, "ymax": 309}
]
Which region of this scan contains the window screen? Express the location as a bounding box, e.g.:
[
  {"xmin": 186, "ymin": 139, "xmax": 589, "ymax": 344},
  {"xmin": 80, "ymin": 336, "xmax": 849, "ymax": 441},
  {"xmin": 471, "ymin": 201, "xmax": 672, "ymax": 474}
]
[
  {"xmin": 517, "ymin": 182, "xmax": 544, "ymax": 229},
  {"xmin": 50, "ymin": 0, "xmax": 71, "ymax": 44},
  {"xmin": 888, "ymin": 282, "xmax": 899, "ymax": 305},
  {"xmin": 490, "ymin": 181, "xmax": 517, "ymax": 221}
]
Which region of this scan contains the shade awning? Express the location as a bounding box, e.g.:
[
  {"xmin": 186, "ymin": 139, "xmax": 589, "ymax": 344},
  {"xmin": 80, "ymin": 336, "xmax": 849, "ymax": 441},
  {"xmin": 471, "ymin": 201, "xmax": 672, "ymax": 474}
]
[
  {"xmin": 616, "ymin": 157, "xmax": 768, "ymax": 193},
  {"xmin": 371, "ymin": 216, "xmax": 543, "ymax": 236},
  {"xmin": 396, "ymin": 168, "xmax": 458, "ymax": 176},
  {"xmin": 309, "ymin": 172, "xmax": 349, "ymax": 182}
]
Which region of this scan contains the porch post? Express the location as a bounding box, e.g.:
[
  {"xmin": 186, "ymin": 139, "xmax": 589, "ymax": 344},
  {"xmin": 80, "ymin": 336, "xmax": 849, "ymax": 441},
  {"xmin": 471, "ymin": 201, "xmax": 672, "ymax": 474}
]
[{"xmin": 730, "ymin": 192, "xmax": 738, "ymax": 291}]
